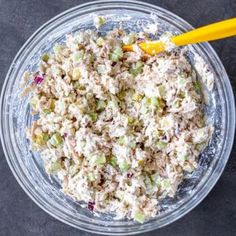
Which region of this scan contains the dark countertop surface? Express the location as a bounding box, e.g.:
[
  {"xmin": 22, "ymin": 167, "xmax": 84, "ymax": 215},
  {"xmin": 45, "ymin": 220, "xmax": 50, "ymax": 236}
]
[{"xmin": 0, "ymin": 0, "xmax": 236, "ymax": 235}]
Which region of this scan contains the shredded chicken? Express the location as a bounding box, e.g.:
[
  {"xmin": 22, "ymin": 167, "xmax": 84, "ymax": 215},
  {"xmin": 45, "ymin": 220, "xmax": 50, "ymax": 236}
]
[{"xmin": 22, "ymin": 26, "xmax": 213, "ymax": 223}]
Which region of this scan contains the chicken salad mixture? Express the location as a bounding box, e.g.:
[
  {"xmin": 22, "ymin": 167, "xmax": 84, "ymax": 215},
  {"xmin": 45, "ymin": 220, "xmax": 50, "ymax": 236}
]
[{"xmin": 21, "ymin": 23, "xmax": 213, "ymax": 223}]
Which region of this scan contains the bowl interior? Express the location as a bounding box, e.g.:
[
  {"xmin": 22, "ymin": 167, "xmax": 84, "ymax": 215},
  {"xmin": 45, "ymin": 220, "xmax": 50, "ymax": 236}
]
[{"xmin": 1, "ymin": 1, "xmax": 234, "ymax": 235}]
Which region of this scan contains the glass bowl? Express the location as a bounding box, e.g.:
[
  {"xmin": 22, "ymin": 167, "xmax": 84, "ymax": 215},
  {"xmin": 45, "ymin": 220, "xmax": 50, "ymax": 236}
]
[{"xmin": 0, "ymin": 0, "xmax": 235, "ymax": 235}]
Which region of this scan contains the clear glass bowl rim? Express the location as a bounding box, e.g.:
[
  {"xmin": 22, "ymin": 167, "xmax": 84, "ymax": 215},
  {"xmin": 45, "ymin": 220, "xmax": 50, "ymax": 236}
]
[{"xmin": 0, "ymin": 0, "xmax": 235, "ymax": 235}]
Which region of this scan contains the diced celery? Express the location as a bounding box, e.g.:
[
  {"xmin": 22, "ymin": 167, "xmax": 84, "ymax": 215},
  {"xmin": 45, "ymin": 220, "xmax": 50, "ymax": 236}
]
[
  {"xmin": 94, "ymin": 16, "xmax": 106, "ymax": 28},
  {"xmin": 138, "ymin": 160, "xmax": 144, "ymax": 166},
  {"xmin": 150, "ymin": 173, "xmax": 159, "ymax": 184},
  {"xmin": 110, "ymin": 46, "xmax": 123, "ymax": 62},
  {"xmin": 72, "ymin": 68, "xmax": 81, "ymax": 80},
  {"xmin": 146, "ymin": 97, "xmax": 152, "ymax": 106},
  {"xmin": 49, "ymin": 98, "xmax": 55, "ymax": 110},
  {"xmin": 151, "ymin": 96, "xmax": 159, "ymax": 107},
  {"xmin": 156, "ymin": 140, "xmax": 167, "ymax": 150},
  {"xmin": 109, "ymin": 97, "xmax": 119, "ymax": 110},
  {"xmin": 126, "ymin": 116, "xmax": 135, "ymax": 125},
  {"xmin": 130, "ymin": 61, "xmax": 143, "ymax": 76},
  {"xmin": 158, "ymin": 85, "xmax": 166, "ymax": 97},
  {"xmin": 181, "ymin": 155, "xmax": 189, "ymax": 161},
  {"xmin": 34, "ymin": 135, "xmax": 44, "ymax": 146},
  {"xmin": 88, "ymin": 173, "xmax": 96, "ymax": 181},
  {"xmin": 119, "ymin": 161, "xmax": 131, "ymax": 172},
  {"xmin": 144, "ymin": 175, "xmax": 155, "ymax": 193},
  {"xmin": 118, "ymin": 136, "xmax": 125, "ymax": 145},
  {"xmin": 42, "ymin": 108, "xmax": 51, "ymax": 114},
  {"xmin": 73, "ymin": 81, "xmax": 81, "ymax": 89},
  {"xmin": 30, "ymin": 98, "xmax": 37, "ymax": 110},
  {"xmin": 49, "ymin": 133, "xmax": 63, "ymax": 147},
  {"xmin": 132, "ymin": 93, "xmax": 143, "ymax": 102},
  {"xmin": 95, "ymin": 155, "xmax": 106, "ymax": 165},
  {"xmin": 85, "ymin": 92, "xmax": 93, "ymax": 100},
  {"xmin": 134, "ymin": 212, "xmax": 145, "ymax": 223},
  {"xmin": 88, "ymin": 112, "xmax": 98, "ymax": 122},
  {"xmin": 34, "ymin": 133, "xmax": 50, "ymax": 146},
  {"xmin": 53, "ymin": 44, "xmax": 62, "ymax": 55},
  {"xmin": 110, "ymin": 156, "xmax": 118, "ymax": 167},
  {"xmin": 72, "ymin": 51, "xmax": 84, "ymax": 63},
  {"xmin": 96, "ymin": 100, "xmax": 107, "ymax": 111},
  {"xmin": 96, "ymin": 37, "xmax": 105, "ymax": 47},
  {"xmin": 123, "ymin": 33, "xmax": 136, "ymax": 45},
  {"xmin": 140, "ymin": 97, "xmax": 148, "ymax": 114},
  {"xmin": 173, "ymin": 99, "xmax": 181, "ymax": 108},
  {"xmin": 179, "ymin": 77, "xmax": 186, "ymax": 85},
  {"xmin": 68, "ymin": 92, "xmax": 76, "ymax": 100},
  {"xmin": 42, "ymin": 133, "xmax": 50, "ymax": 142},
  {"xmin": 75, "ymin": 32, "xmax": 84, "ymax": 43},
  {"xmin": 128, "ymin": 141, "xmax": 136, "ymax": 149},
  {"xmin": 48, "ymin": 161, "xmax": 62, "ymax": 174},
  {"xmin": 41, "ymin": 53, "xmax": 49, "ymax": 62},
  {"xmin": 163, "ymin": 179, "xmax": 171, "ymax": 188},
  {"xmin": 193, "ymin": 80, "xmax": 201, "ymax": 92},
  {"xmin": 98, "ymin": 16, "xmax": 106, "ymax": 25}
]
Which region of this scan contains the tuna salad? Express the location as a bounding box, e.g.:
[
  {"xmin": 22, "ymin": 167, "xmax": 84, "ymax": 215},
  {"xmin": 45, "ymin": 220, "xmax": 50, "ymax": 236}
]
[{"xmin": 21, "ymin": 26, "xmax": 213, "ymax": 223}]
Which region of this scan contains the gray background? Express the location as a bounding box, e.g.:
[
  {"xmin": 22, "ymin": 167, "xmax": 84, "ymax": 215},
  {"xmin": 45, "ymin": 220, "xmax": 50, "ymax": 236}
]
[{"xmin": 0, "ymin": 0, "xmax": 236, "ymax": 235}]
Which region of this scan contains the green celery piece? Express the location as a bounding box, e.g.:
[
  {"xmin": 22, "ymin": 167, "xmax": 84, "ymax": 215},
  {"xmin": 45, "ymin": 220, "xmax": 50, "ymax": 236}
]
[
  {"xmin": 48, "ymin": 161, "xmax": 62, "ymax": 174},
  {"xmin": 35, "ymin": 133, "xmax": 50, "ymax": 146},
  {"xmin": 119, "ymin": 161, "xmax": 131, "ymax": 172},
  {"xmin": 96, "ymin": 100, "xmax": 107, "ymax": 112},
  {"xmin": 118, "ymin": 136, "xmax": 125, "ymax": 145},
  {"xmin": 41, "ymin": 53, "xmax": 49, "ymax": 62},
  {"xmin": 96, "ymin": 16, "xmax": 106, "ymax": 27},
  {"xmin": 193, "ymin": 80, "xmax": 201, "ymax": 92},
  {"xmin": 134, "ymin": 212, "xmax": 145, "ymax": 223},
  {"xmin": 88, "ymin": 173, "xmax": 96, "ymax": 181},
  {"xmin": 110, "ymin": 156, "xmax": 118, "ymax": 167},
  {"xmin": 146, "ymin": 97, "xmax": 152, "ymax": 106},
  {"xmin": 151, "ymin": 97, "xmax": 159, "ymax": 107},
  {"xmin": 179, "ymin": 77, "xmax": 186, "ymax": 85},
  {"xmin": 156, "ymin": 140, "xmax": 167, "ymax": 150},
  {"xmin": 49, "ymin": 133, "xmax": 63, "ymax": 147},
  {"xmin": 130, "ymin": 61, "xmax": 143, "ymax": 76},
  {"xmin": 127, "ymin": 116, "xmax": 135, "ymax": 124},
  {"xmin": 132, "ymin": 93, "xmax": 143, "ymax": 102},
  {"xmin": 42, "ymin": 133, "xmax": 50, "ymax": 142},
  {"xmin": 96, "ymin": 37, "xmax": 105, "ymax": 47},
  {"xmin": 30, "ymin": 98, "xmax": 37, "ymax": 110},
  {"xmin": 125, "ymin": 33, "xmax": 136, "ymax": 44},
  {"xmin": 73, "ymin": 81, "xmax": 81, "ymax": 89},
  {"xmin": 49, "ymin": 99, "xmax": 55, "ymax": 110},
  {"xmin": 42, "ymin": 108, "xmax": 51, "ymax": 114},
  {"xmin": 95, "ymin": 155, "xmax": 106, "ymax": 165},
  {"xmin": 53, "ymin": 44, "xmax": 62, "ymax": 55},
  {"xmin": 163, "ymin": 179, "xmax": 171, "ymax": 188},
  {"xmin": 73, "ymin": 51, "xmax": 84, "ymax": 62},
  {"xmin": 158, "ymin": 85, "xmax": 166, "ymax": 97},
  {"xmin": 110, "ymin": 46, "xmax": 123, "ymax": 62},
  {"xmin": 88, "ymin": 113, "xmax": 98, "ymax": 122}
]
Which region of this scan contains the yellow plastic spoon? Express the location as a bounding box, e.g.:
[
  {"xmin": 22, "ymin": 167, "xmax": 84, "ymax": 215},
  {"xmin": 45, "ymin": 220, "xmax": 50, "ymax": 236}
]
[{"xmin": 123, "ymin": 18, "xmax": 236, "ymax": 55}]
